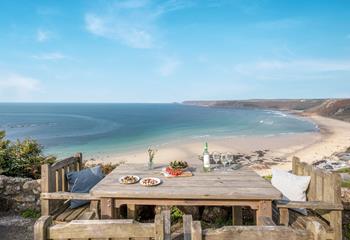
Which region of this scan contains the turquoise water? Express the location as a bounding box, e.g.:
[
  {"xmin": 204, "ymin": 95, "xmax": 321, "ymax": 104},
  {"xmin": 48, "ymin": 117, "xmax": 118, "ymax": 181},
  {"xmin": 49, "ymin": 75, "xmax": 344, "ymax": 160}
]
[{"xmin": 0, "ymin": 103, "xmax": 318, "ymax": 157}]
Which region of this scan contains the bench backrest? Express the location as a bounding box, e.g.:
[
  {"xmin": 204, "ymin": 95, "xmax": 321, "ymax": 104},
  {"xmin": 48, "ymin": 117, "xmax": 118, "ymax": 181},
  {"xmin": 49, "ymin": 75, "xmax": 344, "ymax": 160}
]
[
  {"xmin": 41, "ymin": 153, "xmax": 83, "ymax": 215},
  {"xmin": 183, "ymin": 214, "xmax": 314, "ymax": 240},
  {"xmin": 34, "ymin": 211, "xmax": 171, "ymax": 240},
  {"xmin": 292, "ymin": 157, "xmax": 341, "ymax": 204}
]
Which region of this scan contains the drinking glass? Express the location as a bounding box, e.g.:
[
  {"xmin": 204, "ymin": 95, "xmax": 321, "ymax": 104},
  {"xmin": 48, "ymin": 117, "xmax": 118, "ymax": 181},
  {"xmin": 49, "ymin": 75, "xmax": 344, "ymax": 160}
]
[
  {"xmin": 221, "ymin": 153, "xmax": 228, "ymax": 171},
  {"xmin": 212, "ymin": 151, "xmax": 221, "ymax": 170},
  {"xmin": 226, "ymin": 152, "xmax": 234, "ymax": 166}
]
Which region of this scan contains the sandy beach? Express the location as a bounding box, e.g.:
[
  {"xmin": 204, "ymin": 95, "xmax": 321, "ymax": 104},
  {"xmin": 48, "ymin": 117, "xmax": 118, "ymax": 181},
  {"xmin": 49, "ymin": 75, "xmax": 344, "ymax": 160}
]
[{"xmin": 86, "ymin": 114, "xmax": 350, "ymax": 175}]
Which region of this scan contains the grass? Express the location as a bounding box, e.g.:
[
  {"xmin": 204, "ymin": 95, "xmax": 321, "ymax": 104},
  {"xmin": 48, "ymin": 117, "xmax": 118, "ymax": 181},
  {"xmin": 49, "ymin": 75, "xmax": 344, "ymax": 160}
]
[
  {"xmin": 20, "ymin": 209, "xmax": 40, "ymax": 219},
  {"xmin": 170, "ymin": 207, "xmax": 184, "ymax": 223}
]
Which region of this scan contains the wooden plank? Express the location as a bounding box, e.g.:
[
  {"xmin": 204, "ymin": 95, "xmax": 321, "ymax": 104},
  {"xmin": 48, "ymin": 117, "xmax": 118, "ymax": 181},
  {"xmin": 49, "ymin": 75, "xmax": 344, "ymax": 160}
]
[
  {"xmin": 34, "ymin": 216, "xmax": 52, "ymax": 240},
  {"xmin": 41, "ymin": 192, "xmax": 99, "ymax": 200},
  {"xmin": 62, "ymin": 166, "xmax": 67, "ymax": 192},
  {"xmin": 155, "ymin": 213, "xmax": 164, "ymax": 240},
  {"xmin": 258, "ymin": 216, "xmax": 276, "ymax": 226},
  {"xmin": 279, "ymin": 208, "xmax": 289, "ymax": 226},
  {"xmin": 192, "ymin": 221, "xmax": 202, "ymax": 240},
  {"xmin": 101, "ymin": 198, "xmax": 114, "ymax": 219},
  {"xmin": 47, "ymin": 220, "xmax": 155, "ymax": 239},
  {"xmin": 55, "ymin": 169, "xmax": 62, "ymax": 192},
  {"xmin": 256, "ymin": 200, "xmax": 272, "ymax": 226},
  {"xmin": 114, "ymin": 199, "xmax": 260, "ymax": 209},
  {"xmin": 55, "ymin": 207, "xmax": 76, "ymax": 222},
  {"xmin": 41, "ymin": 164, "xmax": 52, "ymax": 215},
  {"xmin": 163, "ymin": 210, "xmax": 171, "ymax": 240},
  {"xmin": 65, "ymin": 205, "xmax": 89, "ymax": 221},
  {"xmin": 276, "ymin": 200, "xmax": 343, "ymax": 210},
  {"xmin": 127, "ymin": 204, "xmax": 136, "ymax": 219},
  {"xmin": 232, "ymin": 206, "xmax": 242, "ymax": 225},
  {"xmin": 315, "ymin": 170, "xmax": 324, "ymax": 201},
  {"xmin": 292, "ymin": 157, "xmax": 299, "ymax": 174},
  {"xmin": 202, "ymin": 226, "xmax": 313, "ymax": 240},
  {"xmin": 332, "ymin": 173, "xmax": 342, "ymax": 204},
  {"xmin": 50, "ymin": 157, "xmax": 78, "ymax": 172},
  {"xmin": 307, "ymin": 168, "xmax": 316, "ymax": 201},
  {"xmin": 329, "ymin": 210, "xmax": 342, "ymax": 240},
  {"xmin": 183, "ymin": 215, "xmax": 192, "ymax": 240}
]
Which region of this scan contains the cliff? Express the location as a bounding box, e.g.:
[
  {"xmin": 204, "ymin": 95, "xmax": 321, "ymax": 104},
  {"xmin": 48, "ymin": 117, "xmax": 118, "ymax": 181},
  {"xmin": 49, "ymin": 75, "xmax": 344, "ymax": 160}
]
[{"xmin": 183, "ymin": 99, "xmax": 350, "ymax": 122}]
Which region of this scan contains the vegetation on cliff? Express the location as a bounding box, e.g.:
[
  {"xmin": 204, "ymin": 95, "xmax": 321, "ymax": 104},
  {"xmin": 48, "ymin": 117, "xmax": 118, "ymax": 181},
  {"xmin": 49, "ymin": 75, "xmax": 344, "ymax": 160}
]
[{"xmin": 0, "ymin": 131, "xmax": 55, "ymax": 179}]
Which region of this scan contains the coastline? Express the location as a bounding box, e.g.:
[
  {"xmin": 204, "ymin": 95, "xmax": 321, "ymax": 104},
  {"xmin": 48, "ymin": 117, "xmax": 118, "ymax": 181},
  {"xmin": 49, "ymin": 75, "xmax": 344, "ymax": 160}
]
[{"xmin": 85, "ymin": 113, "xmax": 350, "ymax": 175}]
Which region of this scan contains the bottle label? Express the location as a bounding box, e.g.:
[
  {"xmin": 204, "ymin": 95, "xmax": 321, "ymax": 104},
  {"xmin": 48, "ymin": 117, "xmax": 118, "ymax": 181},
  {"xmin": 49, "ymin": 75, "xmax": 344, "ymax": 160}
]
[{"xmin": 203, "ymin": 154, "xmax": 210, "ymax": 168}]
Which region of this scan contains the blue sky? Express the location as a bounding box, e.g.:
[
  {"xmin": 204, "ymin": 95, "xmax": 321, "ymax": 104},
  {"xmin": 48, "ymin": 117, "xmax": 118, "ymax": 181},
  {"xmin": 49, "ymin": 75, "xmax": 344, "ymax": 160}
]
[{"xmin": 0, "ymin": 0, "xmax": 350, "ymax": 102}]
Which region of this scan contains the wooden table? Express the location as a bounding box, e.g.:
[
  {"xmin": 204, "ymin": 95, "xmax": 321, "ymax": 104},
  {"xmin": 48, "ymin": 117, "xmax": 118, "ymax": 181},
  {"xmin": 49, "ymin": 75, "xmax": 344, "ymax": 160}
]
[{"xmin": 90, "ymin": 164, "xmax": 282, "ymax": 225}]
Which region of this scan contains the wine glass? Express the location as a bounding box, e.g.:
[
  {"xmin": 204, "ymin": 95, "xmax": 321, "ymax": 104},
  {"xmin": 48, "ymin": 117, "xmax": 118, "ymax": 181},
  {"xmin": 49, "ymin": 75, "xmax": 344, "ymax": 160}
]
[
  {"xmin": 226, "ymin": 152, "xmax": 234, "ymax": 167},
  {"xmin": 212, "ymin": 151, "xmax": 221, "ymax": 170},
  {"xmin": 221, "ymin": 153, "xmax": 228, "ymax": 171}
]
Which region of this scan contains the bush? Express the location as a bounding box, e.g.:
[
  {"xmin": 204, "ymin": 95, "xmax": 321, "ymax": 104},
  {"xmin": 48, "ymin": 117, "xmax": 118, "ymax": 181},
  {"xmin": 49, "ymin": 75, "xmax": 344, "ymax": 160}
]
[
  {"xmin": 20, "ymin": 209, "xmax": 41, "ymax": 219},
  {"xmin": 0, "ymin": 130, "xmax": 55, "ymax": 179}
]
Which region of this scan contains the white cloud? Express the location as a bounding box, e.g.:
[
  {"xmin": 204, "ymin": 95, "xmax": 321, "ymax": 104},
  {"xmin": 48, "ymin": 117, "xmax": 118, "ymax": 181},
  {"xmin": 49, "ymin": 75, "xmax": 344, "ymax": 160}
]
[
  {"xmin": 0, "ymin": 73, "xmax": 41, "ymax": 100},
  {"xmin": 32, "ymin": 52, "xmax": 67, "ymax": 60},
  {"xmin": 158, "ymin": 57, "xmax": 181, "ymax": 77},
  {"xmin": 233, "ymin": 59, "xmax": 350, "ymax": 80},
  {"xmin": 36, "ymin": 29, "xmax": 51, "ymax": 42},
  {"xmin": 84, "ymin": 0, "xmax": 192, "ymax": 49}
]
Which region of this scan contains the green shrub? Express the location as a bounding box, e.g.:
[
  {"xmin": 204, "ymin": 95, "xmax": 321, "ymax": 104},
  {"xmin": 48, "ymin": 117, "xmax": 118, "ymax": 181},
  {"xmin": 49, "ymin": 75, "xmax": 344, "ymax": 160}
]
[
  {"xmin": 0, "ymin": 130, "xmax": 55, "ymax": 179},
  {"xmin": 20, "ymin": 209, "xmax": 41, "ymax": 219},
  {"xmin": 171, "ymin": 207, "xmax": 184, "ymax": 223}
]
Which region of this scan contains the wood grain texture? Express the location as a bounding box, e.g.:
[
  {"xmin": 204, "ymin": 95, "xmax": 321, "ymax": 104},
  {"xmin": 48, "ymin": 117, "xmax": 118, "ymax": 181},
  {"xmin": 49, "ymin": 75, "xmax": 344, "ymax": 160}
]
[
  {"xmin": 34, "ymin": 216, "xmax": 52, "ymax": 240},
  {"xmin": 90, "ymin": 164, "xmax": 281, "ymax": 200}
]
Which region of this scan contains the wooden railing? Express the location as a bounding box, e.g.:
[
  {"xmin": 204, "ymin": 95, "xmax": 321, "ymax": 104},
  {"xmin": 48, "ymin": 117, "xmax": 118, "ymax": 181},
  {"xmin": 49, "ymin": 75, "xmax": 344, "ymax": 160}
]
[{"xmin": 34, "ymin": 210, "xmax": 171, "ymax": 240}]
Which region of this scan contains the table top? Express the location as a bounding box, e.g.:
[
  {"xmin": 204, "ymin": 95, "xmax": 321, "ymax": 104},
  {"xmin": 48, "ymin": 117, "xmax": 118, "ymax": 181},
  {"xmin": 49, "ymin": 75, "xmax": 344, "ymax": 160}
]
[{"xmin": 90, "ymin": 164, "xmax": 282, "ymax": 200}]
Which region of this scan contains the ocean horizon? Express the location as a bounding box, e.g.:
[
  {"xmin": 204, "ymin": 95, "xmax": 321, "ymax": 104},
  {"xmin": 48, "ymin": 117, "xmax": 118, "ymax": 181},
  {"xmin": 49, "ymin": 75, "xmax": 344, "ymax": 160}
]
[{"xmin": 0, "ymin": 103, "xmax": 318, "ymax": 157}]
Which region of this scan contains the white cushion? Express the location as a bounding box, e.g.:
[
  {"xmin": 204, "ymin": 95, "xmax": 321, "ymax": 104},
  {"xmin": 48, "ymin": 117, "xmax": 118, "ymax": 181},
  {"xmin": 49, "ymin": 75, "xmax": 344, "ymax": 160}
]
[{"xmin": 271, "ymin": 168, "xmax": 311, "ymax": 215}]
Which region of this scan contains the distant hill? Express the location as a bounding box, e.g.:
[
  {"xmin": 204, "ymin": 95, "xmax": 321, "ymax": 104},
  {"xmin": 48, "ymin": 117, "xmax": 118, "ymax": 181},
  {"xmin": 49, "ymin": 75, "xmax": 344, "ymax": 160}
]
[{"xmin": 183, "ymin": 99, "xmax": 350, "ymax": 122}]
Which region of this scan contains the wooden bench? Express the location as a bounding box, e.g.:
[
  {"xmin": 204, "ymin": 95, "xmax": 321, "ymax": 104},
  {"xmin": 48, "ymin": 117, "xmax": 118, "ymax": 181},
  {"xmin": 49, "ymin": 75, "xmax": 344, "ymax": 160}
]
[
  {"xmin": 182, "ymin": 214, "xmax": 318, "ymax": 240},
  {"xmin": 41, "ymin": 153, "xmax": 100, "ymax": 222},
  {"xmin": 275, "ymin": 157, "xmax": 343, "ymax": 240},
  {"xmin": 34, "ymin": 210, "xmax": 171, "ymax": 240}
]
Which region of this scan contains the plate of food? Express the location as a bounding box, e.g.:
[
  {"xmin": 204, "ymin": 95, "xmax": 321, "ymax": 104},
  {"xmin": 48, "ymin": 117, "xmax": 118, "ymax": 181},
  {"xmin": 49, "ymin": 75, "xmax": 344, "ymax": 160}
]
[
  {"xmin": 169, "ymin": 160, "xmax": 188, "ymax": 170},
  {"xmin": 119, "ymin": 175, "xmax": 140, "ymax": 184},
  {"xmin": 140, "ymin": 177, "xmax": 162, "ymax": 187}
]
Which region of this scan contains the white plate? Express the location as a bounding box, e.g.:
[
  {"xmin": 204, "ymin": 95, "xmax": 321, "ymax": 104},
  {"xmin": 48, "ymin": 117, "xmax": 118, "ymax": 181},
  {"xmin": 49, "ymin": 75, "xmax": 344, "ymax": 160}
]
[
  {"xmin": 118, "ymin": 175, "xmax": 140, "ymax": 184},
  {"xmin": 139, "ymin": 177, "xmax": 162, "ymax": 187}
]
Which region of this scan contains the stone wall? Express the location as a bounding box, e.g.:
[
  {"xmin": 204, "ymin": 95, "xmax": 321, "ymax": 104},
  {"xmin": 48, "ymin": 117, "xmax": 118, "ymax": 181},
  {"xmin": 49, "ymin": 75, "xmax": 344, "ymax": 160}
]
[{"xmin": 0, "ymin": 175, "xmax": 41, "ymax": 212}]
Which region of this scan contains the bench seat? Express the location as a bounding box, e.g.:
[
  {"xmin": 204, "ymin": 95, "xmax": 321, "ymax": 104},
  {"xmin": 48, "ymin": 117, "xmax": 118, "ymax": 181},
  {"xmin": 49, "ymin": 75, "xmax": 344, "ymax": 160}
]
[{"xmin": 51, "ymin": 202, "xmax": 96, "ymax": 223}]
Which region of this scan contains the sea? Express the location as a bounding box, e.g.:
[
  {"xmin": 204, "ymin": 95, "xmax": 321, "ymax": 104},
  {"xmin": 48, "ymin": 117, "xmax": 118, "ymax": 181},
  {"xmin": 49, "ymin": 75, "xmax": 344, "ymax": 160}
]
[{"xmin": 0, "ymin": 103, "xmax": 318, "ymax": 157}]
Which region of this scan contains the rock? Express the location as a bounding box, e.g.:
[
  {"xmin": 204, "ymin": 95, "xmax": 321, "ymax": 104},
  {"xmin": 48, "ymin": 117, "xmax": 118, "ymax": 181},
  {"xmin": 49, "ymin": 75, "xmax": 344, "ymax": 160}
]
[
  {"xmin": 177, "ymin": 206, "xmax": 201, "ymax": 220},
  {"xmin": 202, "ymin": 206, "xmax": 229, "ymax": 223}
]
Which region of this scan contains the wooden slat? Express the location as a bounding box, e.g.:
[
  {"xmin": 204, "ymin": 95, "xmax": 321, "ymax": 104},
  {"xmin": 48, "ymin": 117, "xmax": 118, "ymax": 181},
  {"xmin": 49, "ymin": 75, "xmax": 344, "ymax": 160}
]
[
  {"xmin": 202, "ymin": 226, "xmax": 313, "ymax": 240},
  {"xmin": 62, "ymin": 166, "xmax": 67, "ymax": 192},
  {"xmin": 65, "ymin": 206, "xmax": 89, "ymax": 222},
  {"xmin": 232, "ymin": 206, "xmax": 243, "ymax": 225},
  {"xmin": 41, "ymin": 192, "xmax": 99, "ymax": 200},
  {"xmin": 292, "ymin": 157, "xmax": 299, "ymax": 174},
  {"xmin": 183, "ymin": 215, "xmax": 192, "ymax": 240},
  {"xmin": 315, "ymin": 170, "xmax": 324, "ymax": 201},
  {"xmin": 55, "ymin": 169, "xmax": 62, "ymax": 192},
  {"xmin": 50, "ymin": 157, "xmax": 78, "ymax": 172},
  {"xmin": 307, "ymin": 168, "xmax": 316, "ymax": 201},
  {"xmin": 154, "ymin": 213, "xmax": 164, "ymax": 240},
  {"xmin": 276, "ymin": 200, "xmax": 343, "ymax": 210},
  {"xmin": 192, "ymin": 221, "xmax": 202, "ymax": 240},
  {"xmin": 47, "ymin": 220, "xmax": 155, "ymax": 239},
  {"xmin": 163, "ymin": 210, "xmax": 171, "ymax": 240},
  {"xmin": 258, "ymin": 216, "xmax": 276, "ymax": 226}
]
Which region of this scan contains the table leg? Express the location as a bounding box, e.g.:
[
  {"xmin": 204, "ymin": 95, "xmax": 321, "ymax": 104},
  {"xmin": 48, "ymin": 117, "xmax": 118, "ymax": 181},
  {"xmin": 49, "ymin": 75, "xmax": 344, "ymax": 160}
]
[
  {"xmin": 127, "ymin": 204, "xmax": 136, "ymax": 219},
  {"xmin": 256, "ymin": 200, "xmax": 272, "ymax": 226},
  {"xmin": 232, "ymin": 206, "xmax": 242, "ymax": 225},
  {"xmin": 101, "ymin": 198, "xmax": 115, "ymax": 219}
]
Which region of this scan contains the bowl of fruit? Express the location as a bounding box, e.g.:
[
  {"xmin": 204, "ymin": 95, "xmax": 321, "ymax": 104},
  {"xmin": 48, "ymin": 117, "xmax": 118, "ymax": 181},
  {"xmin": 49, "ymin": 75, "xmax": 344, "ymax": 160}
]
[{"xmin": 169, "ymin": 160, "xmax": 188, "ymax": 170}]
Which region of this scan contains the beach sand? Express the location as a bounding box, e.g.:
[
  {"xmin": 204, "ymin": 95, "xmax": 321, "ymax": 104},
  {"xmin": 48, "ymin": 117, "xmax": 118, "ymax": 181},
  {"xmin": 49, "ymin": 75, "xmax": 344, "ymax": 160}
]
[{"xmin": 86, "ymin": 114, "xmax": 350, "ymax": 175}]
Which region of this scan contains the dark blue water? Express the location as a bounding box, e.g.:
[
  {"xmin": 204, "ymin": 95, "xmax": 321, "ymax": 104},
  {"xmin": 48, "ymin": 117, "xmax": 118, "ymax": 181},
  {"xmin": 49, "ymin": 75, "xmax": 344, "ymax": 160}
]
[{"xmin": 0, "ymin": 103, "xmax": 317, "ymax": 156}]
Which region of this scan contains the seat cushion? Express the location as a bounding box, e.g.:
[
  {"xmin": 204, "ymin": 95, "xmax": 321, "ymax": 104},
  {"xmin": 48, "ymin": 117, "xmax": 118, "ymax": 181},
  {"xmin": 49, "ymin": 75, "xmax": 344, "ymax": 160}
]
[
  {"xmin": 66, "ymin": 166, "xmax": 104, "ymax": 208},
  {"xmin": 271, "ymin": 168, "xmax": 311, "ymax": 215}
]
